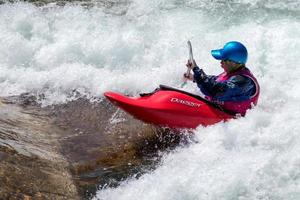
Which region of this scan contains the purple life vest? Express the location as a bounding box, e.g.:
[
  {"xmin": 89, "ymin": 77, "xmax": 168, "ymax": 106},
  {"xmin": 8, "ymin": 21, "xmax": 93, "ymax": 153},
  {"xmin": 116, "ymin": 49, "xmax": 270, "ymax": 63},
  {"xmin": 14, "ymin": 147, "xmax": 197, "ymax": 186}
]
[{"xmin": 206, "ymin": 68, "xmax": 260, "ymax": 116}]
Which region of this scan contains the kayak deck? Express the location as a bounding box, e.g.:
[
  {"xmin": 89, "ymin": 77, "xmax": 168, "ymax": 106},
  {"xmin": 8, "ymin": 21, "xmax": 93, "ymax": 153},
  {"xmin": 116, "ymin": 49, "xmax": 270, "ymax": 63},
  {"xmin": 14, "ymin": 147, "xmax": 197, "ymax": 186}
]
[{"xmin": 104, "ymin": 85, "xmax": 233, "ymax": 128}]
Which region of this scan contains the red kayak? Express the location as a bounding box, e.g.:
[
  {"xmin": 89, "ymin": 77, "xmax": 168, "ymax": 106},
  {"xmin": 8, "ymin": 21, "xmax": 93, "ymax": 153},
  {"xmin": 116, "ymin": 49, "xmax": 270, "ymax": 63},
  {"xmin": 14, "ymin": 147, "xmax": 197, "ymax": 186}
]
[{"xmin": 104, "ymin": 85, "xmax": 234, "ymax": 129}]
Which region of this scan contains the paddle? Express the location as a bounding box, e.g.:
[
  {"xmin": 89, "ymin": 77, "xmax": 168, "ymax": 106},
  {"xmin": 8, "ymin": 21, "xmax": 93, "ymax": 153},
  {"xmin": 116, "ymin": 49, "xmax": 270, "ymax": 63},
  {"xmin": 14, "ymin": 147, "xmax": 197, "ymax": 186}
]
[{"xmin": 181, "ymin": 40, "xmax": 194, "ymax": 88}]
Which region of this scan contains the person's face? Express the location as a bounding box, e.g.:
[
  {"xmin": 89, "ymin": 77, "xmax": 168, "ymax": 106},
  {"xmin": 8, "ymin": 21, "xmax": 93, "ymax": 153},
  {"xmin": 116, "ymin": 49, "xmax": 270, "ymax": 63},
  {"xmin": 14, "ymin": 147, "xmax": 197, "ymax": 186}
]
[
  {"xmin": 221, "ymin": 60, "xmax": 232, "ymax": 73},
  {"xmin": 221, "ymin": 60, "xmax": 241, "ymax": 73}
]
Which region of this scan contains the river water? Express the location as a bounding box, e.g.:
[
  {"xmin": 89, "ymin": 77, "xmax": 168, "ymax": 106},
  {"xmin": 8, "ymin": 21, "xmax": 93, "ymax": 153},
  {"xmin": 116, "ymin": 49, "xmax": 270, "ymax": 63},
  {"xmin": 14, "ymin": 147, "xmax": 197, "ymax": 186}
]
[{"xmin": 0, "ymin": 0, "xmax": 300, "ymax": 199}]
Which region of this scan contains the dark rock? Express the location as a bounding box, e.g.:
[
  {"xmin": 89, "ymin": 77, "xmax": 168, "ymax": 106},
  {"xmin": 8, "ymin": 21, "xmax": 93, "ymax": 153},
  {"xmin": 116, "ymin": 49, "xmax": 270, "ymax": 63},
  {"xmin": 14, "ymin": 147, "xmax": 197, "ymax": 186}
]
[
  {"xmin": 0, "ymin": 98, "xmax": 79, "ymax": 199},
  {"xmin": 0, "ymin": 95, "xmax": 187, "ymax": 199}
]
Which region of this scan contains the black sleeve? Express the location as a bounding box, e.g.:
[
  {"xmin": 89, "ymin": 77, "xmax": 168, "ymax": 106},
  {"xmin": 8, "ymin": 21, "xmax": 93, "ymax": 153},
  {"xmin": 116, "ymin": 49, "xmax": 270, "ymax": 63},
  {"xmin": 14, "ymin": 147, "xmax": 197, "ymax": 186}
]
[{"xmin": 192, "ymin": 66, "xmax": 224, "ymax": 96}]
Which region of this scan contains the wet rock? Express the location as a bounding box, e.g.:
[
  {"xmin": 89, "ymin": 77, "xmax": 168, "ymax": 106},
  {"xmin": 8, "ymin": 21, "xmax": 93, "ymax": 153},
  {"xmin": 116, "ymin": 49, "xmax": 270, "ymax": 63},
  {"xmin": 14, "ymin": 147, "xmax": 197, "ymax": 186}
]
[
  {"xmin": 47, "ymin": 97, "xmax": 163, "ymax": 196},
  {"xmin": 0, "ymin": 98, "xmax": 79, "ymax": 199},
  {"xmin": 0, "ymin": 147, "xmax": 78, "ymax": 199},
  {"xmin": 0, "ymin": 94, "xmax": 186, "ymax": 199}
]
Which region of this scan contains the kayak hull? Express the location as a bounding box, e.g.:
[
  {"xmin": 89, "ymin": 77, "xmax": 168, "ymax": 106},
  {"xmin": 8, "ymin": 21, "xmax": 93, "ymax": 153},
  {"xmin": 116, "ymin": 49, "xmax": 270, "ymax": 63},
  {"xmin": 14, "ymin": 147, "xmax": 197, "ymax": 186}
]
[{"xmin": 104, "ymin": 86, "xmax": 233, "ymax": 129}]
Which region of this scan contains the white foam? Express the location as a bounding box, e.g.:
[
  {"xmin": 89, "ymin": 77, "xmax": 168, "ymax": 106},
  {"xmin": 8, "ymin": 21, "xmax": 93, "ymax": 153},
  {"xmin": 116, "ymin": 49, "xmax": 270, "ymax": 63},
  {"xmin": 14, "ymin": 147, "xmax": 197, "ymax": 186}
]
[
  {"xmin": 1, "ymin": 2, "xmax": 300, "ymax": 199},
  {"xmin": 0, "ymin": 2, "xmax": 195, "ymax": 104},
  {"xmin": 1, "ymin": 2, "xmax": 298, "ymax": 104},
  {"xmin": 94, "ymin": 101, "xmax": 300, "ymax": 199}
]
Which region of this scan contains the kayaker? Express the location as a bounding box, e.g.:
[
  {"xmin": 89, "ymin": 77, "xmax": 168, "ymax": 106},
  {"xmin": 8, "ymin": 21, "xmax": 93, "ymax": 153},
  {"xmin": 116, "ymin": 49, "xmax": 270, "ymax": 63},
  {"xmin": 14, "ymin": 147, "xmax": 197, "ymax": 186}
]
[{"xmin": 184, "ymin": 41, "xmax": 260, "ymax": 116}]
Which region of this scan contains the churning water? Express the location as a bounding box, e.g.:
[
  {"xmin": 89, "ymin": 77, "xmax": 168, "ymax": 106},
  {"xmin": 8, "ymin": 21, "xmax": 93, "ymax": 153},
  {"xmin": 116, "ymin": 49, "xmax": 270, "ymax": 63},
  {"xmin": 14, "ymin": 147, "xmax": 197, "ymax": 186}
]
[{"xmin": 0, "ymin": 0, "xmax": 300, "ymax": 199}]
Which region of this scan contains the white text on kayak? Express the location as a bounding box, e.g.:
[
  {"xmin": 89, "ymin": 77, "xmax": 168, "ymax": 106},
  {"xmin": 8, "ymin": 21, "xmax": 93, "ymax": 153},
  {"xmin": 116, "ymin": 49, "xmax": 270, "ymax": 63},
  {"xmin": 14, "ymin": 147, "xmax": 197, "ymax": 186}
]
[{"xmin": 170, "ymin": 98, "xmax": 201, "ymax": 107}]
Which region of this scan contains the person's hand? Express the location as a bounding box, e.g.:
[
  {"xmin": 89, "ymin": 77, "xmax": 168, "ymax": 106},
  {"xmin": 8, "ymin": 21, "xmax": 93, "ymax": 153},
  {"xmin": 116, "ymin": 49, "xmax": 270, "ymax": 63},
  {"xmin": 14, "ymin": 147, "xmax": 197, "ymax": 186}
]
[
  {"xmin": 183, "ymin": 72, "xmax": 194, "ymax": 81},
  {"xmin": 186, "ymin": 59, "xmax": 197, "ymax": 70}
]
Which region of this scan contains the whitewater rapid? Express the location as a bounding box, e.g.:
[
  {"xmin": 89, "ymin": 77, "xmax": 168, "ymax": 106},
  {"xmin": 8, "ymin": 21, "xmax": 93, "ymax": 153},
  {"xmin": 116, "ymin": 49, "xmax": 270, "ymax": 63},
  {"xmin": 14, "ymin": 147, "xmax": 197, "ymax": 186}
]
[{"xmin": 0, "ymin": 0, "xmax": 300, "ymax": 199}]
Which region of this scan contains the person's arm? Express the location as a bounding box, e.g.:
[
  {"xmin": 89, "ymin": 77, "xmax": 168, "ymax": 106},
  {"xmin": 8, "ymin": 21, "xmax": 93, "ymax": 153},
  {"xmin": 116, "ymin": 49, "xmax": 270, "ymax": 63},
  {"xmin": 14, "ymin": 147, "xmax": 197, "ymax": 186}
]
[{"xmin": 192, "ymin": 66, "xmax": 219, "ymax": 96}]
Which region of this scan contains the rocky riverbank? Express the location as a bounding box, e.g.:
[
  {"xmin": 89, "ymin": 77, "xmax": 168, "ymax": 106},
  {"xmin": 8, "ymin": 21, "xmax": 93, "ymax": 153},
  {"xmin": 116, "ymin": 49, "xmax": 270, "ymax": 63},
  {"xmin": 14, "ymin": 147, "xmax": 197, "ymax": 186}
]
[
  {"xmin": 0, "ymin": 97, "xmax": 79, "ymax": 199},
  {"xmin": 0, "ymin": 95, "xmax": 185, "ymax": 199}
]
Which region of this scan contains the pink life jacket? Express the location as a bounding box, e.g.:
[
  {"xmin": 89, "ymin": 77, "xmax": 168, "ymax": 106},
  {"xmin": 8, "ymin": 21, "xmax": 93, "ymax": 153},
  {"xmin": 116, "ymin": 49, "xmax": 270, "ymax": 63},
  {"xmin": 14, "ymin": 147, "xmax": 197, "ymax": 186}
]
[{"xmin": 206, "ymin": 67, "xmax": 260, "ymax": 116}]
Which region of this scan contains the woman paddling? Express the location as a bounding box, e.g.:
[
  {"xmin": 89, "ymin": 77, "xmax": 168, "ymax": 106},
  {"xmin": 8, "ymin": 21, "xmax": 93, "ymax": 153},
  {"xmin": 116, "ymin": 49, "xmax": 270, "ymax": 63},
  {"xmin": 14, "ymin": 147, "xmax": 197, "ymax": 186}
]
[{"xmin": 184, "ymin": 41, "xmax": 260, "ymax": 116}]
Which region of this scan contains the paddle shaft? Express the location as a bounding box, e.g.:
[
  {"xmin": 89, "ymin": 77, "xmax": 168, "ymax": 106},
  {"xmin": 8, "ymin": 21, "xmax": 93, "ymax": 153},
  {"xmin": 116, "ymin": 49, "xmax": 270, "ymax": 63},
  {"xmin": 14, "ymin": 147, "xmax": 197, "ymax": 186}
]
[
  {"xmin": 181, "ymin": 41, "xmax": 194, "ymax": 87},
  {"xmin": 186, "ymin": 40, "xmax": 194, "ymax": 77}
]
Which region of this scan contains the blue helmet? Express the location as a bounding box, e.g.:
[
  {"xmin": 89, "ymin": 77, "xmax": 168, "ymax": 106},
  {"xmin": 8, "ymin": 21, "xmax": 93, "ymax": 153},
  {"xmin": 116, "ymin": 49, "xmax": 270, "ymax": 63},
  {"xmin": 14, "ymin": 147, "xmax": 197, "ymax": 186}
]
[{"xmin": 211, "ymin": 41, "xmax": 248, "ymax": 64}]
